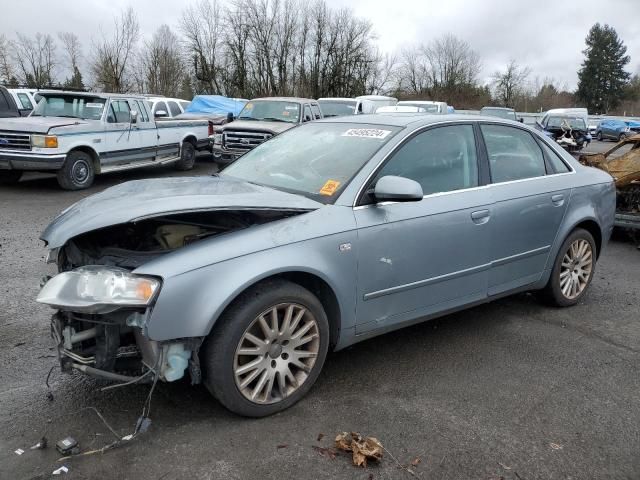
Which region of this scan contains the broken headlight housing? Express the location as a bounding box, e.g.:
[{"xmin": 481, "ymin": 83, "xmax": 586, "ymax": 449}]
[{"xmin": 36, "ymin": 266, "xmax": 160, "ymax": 314}]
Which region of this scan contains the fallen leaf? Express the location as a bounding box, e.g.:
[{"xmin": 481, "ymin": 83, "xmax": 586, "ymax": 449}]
[
  {"xmin": 276, "ymin": 444, "xmax": 288, "ymax": 449},
  {"xmin": 550, "ymin": 443, "xmax": 563, "ymax": 450},
  {"xmin": 334, "ymin": 432, "xmax": 383, "ymax": 468},
  {"xmin": 312, "ymin": 445, "xmax": 337, "ymax": 459},
  {"xmin": 410, "ymin": 457, "xmax": 421, "ymax": 466},
  {"xmin": 317, "ymin": 433, "xmax": 324, "ymax": 442}
]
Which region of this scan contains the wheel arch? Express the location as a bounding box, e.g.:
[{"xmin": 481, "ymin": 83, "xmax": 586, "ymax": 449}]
[
  {"xmin": 571, "ymin": 219, "xmax": 602, "ymax": 259},
  {"xmin": 67, "ymin": 145, "xmax": 101, "ymax": 174}
]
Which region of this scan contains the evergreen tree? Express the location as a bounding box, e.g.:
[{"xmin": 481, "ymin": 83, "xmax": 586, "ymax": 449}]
[
  {"xmin": 576, "ymin": 23, "xmax": 630, "ymax": 113},
  {"xmin": 63, "ymin": 66, "xmax": 85, "ymax": 90}
]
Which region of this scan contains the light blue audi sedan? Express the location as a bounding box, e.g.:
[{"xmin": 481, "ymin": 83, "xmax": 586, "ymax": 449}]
[{"xmin": 37, "ymin": 114, "xmax": 615, "ymax": 417}]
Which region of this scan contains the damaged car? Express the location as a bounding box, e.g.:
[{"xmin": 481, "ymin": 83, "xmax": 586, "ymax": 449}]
[
  {"xmin": 536, "ymin": 114, "xmax": 591, "ymax": 152},
  {"xmin": 37, "ymin": 115, "xmax": 615, "ymax": 417},
  {"xmin": 579, "ymin": 134, "xmax": 640, "ymax": 232}
]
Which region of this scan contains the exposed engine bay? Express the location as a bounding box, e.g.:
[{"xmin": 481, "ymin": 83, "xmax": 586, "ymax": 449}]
[
  {"xmin": 49, "ymin": 208, "xmax": 306, "ymax": 383},
  {"xmin": 547, "ymin": 117, "xmax": 590, "ymax": 152}
]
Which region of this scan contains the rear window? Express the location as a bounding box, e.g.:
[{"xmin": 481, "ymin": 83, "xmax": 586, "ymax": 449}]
[
  {"xmin": 17, "ymin": 93, "xmax": 33, "ymax": 110},
  {"xmin": 168, "ymin": 101, "xmax": 182, "ymax": 117}
]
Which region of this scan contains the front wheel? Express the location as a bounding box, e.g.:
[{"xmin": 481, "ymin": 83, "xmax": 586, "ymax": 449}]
[
  {"xmin": 539, "ymin": 228, "xmax": 596, "ymax": 307},
  {"xmin": 618, "ymin": 133, "xmax": 627, "ymax": 142},
  {"xmin": 202, "ymin": 280, "xmax": 329, "ymax": 417},
  {"xmin": 57, "ymin": 151, "xmax": 95, "ymax": 190},
  {"xmin": 596, "ymin": 132, "xmax": 603, "ymax": 141},
  {"xmin": 174, "ymin": 141, "xmax": 196, "ymax": 171}
]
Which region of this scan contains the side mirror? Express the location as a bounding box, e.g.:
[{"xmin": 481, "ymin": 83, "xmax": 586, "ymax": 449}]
[
  {"xmin": 155, "ymin": 110, "xmax": 168, "ymax": 118},
  {"xmin": 130, "ymin": 110, "xmax": 138, "ymax": 124},
  {"xmin": 373, "ymin": 175, "xmax": 423, "ymax": 203},
  {"xmin": 227, "ymin": 112, "xmax": 234, "ymax": 123}
]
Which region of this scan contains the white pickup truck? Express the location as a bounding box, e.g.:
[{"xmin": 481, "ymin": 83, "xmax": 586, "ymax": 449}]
[{"xmin": 0, "ymin": 91, "xmax": 212, "ymax": 189}]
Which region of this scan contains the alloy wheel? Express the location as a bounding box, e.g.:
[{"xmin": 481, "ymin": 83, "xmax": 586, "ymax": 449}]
[
  {"xmin": 559, "ymin": 239, "xmax": 593, "ymax": 300},
  {"xmin": 233, "ymin": 303, "xmax": 320, "ymax": 404}
]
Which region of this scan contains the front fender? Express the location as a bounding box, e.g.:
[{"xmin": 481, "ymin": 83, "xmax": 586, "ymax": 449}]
[{"xmin": 143, "ymin": 231, "xmax": 358, "ymax": 342}]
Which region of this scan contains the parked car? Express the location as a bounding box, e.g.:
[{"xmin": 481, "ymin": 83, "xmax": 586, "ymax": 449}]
[
  {"xmin": 37, "ymin": 114, "xmax": 615, "ymax": 417},
  {"xmin": 536, "ymin": 114, "xmax": 591, "ymax": 151},
  {"xmin": 596, "ymin": 119, "xmax": 632, "ymax": 142},
  {"xmin": 580, "ymin": 134, "xmax": 640, "ymax": 232},
  {"xmin": 0, "ymin": 85, "xmax": 31, "ymax": 118},
  {"xmin": 7, "ymin": 88, "xmax": 39, "ymax": 113},
  {"xmin": 398, "ymin": 100, "xmax": 449, "ymax": 114},
  {"xmin": 375, "ymin": 105, "xmax": 426, "ymax": 113},
  {"xmin": 625, "ymin": 120, "xmax": 640, "ymax": 134},
  {"xmin": 147, "ymin": 96, "xmax": 192, "ymax": 119},
  {"xmin": 0, "ymin": 91, "xmax": 211, "ymax": 189},
  {"xmin": 211, "ymin": 97, "xmax": 323, "ymax": 165},
  {"xmin": 480, "ymin": 106, "xmax": 522, "ymax": 122}
]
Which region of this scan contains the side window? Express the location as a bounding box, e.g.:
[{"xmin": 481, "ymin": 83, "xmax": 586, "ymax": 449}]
[
  {"xmin": 134, "ymin": 100, "xmax": 149, "ymax": 122},
  {"xmin": 179, "ymin": 101, "xmax": 190, "ymax": 111},
  {"xmin": 109, "ymin": 100, "xmax": 131, "ymax": 123},
  {"xmin": 17, "ymin": 93, "xmax": 33, "ymax": 109},
  {"xmin": 481, "ymin": 124, "xmax": 547, "ymax": 183},
  {"xmin": 310, "ymin": 103, "xmax": 322, "ymax": 119},
  {"xmin": 375, "ymin": 125, "xmax": 478, "ymax": 196},
  {"xmin": 302, "ymin": 105, "xmax": 312, "ymax": 122},
  {"xmin": 168, "ymin": 101, "xmax": 181, "ymax": 117},
  {"xmin": 153, "ymin": 101, "xmax": 168, "ymax": 116},
  {"xmin": 538, "ymin": 140, "xmax": 571, "ymax": 173}
]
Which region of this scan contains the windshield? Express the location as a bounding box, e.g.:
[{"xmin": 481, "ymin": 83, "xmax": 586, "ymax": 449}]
[
  {"xmin": 32, "ymin": 95, "xmax": 106, "ymax": 120},
  {"xmin": 547, "ymin": 116, "xmax": 586, "ymax": 130},
  {"xmin": 481, "ymin": 108, "xmax": 516, "ymax": 120},
  {"xmin": 222, "ymin": 122, "xmax": 402, "ymax": 201},
  {"xmin": 238, "ymin": 100, "xmax": 300, "ymax": 124},
  {"xmin": 400, "ymin": 103, "xmax": 440, "ymax": 113},
  {"xmin": 318, "ymin": 100, "xmax": 357, "ymax": 117}
]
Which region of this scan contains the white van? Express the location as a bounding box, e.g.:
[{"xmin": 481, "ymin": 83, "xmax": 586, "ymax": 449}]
[
  {"xmin": 7, "ymin": 88, "xmax": 39, "ymax": 112},
  {"xmin": 147, "ymin": 97, "xmax": 192, "ymax": 119},
  {"xmin": 354, "ymin": 95, "xmax": 398, "ymax": 114}
]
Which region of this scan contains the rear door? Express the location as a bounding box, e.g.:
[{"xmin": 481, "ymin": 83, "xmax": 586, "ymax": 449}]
[{"xmin": 480, "ymin": 123, "xmax": 572, "ymax": 295}]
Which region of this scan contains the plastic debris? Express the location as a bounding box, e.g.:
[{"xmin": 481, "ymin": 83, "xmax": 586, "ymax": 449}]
[
  {"xmin": 56, "ymin": 437, "xmax": 79, "ymax": 456},
  {"xmin": 14, "ymin": 448, "xmax": 24, "ymax": 455},
  {"xmin": 52, "ymin": 466, "xmax": 69, "ymax": 475},
  {"xmin": 335, "ymin": 432, "xmax": 383, "ymax": 467},
  {"xmin": 30, "ymin": 437, "xmax": 48, "ymax": 450}
]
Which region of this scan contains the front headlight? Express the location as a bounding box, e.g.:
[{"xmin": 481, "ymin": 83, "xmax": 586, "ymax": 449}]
[
  {"xmin": 36, "ymin": 266, "xmax": 160, "ymax": 314},
  {"xmin": 31, "ymin": 135, "xmax": 59, "ymax": 148},
  {"xmin": 213, "ymin": 133, "xmax": 223, "ymax": 145}
]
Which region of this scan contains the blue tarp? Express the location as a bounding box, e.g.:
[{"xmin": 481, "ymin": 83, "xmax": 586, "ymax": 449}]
[{"xmin": 185, "ymin": 95, "xmax": 248, "ymax": 116}]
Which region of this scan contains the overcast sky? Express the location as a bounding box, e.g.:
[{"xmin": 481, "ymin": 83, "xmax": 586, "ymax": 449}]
[{"xmin": 2, "ymin": 0, "xmax": 639, "ymax": 89}]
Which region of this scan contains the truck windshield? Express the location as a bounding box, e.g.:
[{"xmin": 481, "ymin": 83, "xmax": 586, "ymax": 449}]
[
  {"xmin": 222, "ymin": 122, "xmax": 401, "ymax": 202},
  {"xmin": 31, "ymin": 95, "xmax": 107, "ymax": 120},
  {"xmin": 238, "ymin": 100, "xmax": 300, "ymax": 124},
  {"xmin": 318, "ymin": 100, "xmax": 357, "ymax": 117}
]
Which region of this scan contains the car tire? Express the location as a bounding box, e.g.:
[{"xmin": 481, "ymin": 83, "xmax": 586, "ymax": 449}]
[
  {"xmin": 539, "ymin": 228, "xmax": 596, "ymax": 307},
  {"xmin": 618, "ymin": 133, "xmax": 627, "ymax": 142},
  {"xmin": 201, "ymin": 279, "xmax": 330, "ymax": 417},
  {"xmin": 174, "ymin": 141, "xmax": 196, "ymax": 171},
  {"xmin": 0, "ymin": 171, "xmax": 22, "ymax": 184},
  {"xmin": 596, "ymin": 132, "xmax": 602, "ymax": 141},
  {"xmin": 57, "ymin": 151, "xmax": 95, "ymax": 190}
]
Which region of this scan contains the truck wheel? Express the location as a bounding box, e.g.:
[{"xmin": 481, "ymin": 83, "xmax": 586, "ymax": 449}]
[
  {"xmin": 538, "ymin": 228, "xmax": 596, "ymax": 307},
  {"xmin": 57, "ymin": 151, "xmax": 95, "ymax": 190},
  {"xmin": 201, "ymin": 279, "xmax": 330, "ymax": 417},
  {"xmin": 0, "ymin": 171, "xmax": 22, "ymax": 184},
  {"xmin": 174, "ymin": 141, "xmax": 196, "ymax": 171}
]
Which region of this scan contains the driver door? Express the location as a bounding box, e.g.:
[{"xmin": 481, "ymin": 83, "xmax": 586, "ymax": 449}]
[{"xmin": 353, "ymin": 124, "xmax": 492, "ymax": 334}]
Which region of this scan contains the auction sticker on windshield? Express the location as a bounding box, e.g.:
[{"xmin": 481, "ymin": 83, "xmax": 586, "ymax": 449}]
[
  {"xmin": 342, "ymin": 128, "xmax": 391, "ymax": 139},
  {"xmin": 319, "ymin": 179, "xmax": 341, "ymax": 196}
]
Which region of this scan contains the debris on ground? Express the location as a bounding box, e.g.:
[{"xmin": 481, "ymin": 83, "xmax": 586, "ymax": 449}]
[
  {"xmin": 312, "ymin": 445, "xmax": 337, "ymax": 459},
  {"xmin": 276, "ymin": 444, "xmax": 288, "ymax": 449},
  {"xmin": 317, "ymin": 433, "xmax": 324, "ymax": 442},
  {"xmin": 550, "ymin": 442, "xmax": 563, "ymax": 450},
  {"xmin": 30, "ymin": 437, "xmax": 47, "ymax": 450},
  {"xmin": 335, "ymin": 432, "xmax": 383, "ymax": 467},
  {"xmin": 52, "ymin": 466, "xmax": 69, "ymax": 475},
  {"xmin": 410, "ymin": 457, "xmax": 421, "ymax": 466},
  {"xmin": 56, "ymin": 437, "xmax": 79, "ymax": 456},
  {"xmin": 14, "ymin": 448, "xmax": 24, "ymax": 455}
]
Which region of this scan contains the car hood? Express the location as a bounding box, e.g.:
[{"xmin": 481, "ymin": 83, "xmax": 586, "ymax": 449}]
[
  {"xmin": 41, "ymin": 176, "xmax": 322, "ymax": 248},
  {"xmin": 225, "ymin": 119, "xmax": 296, "ymax": 134},
  {"xmin": 0, "ymin": 116, "xmax": 87, "ymax": 134}
]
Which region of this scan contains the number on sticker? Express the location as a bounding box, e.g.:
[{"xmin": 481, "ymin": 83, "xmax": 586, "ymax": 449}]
[{"xmin": 342, "ymin": 129, "xmax": 392, "ymax": 139}]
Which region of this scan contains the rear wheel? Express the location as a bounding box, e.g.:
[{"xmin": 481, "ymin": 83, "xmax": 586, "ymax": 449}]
[
  {"xmin": 539, "ymin": 228, "xmax": 596, "ymax": 307},
  {"xmin": 57, "ymin": 151, "xmax": 95, "ymax": 190},
  {"xmin": 596, "ymin": 131, "xmax": 602, "ymax": 141},
  {"xmin": 0, "ymin": 171, "xmax": 22, "ymax": 184},
  {"xmin": 174, "ymin": 141, "xmax": 196, "ymax": 171},
  {"xmin": 201, "ymin": 280, "xmax": 329, "ymax": 417}
]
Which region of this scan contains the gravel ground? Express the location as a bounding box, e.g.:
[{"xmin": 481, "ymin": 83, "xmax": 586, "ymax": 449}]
[{"xmin": 1, "ymin": 148, "xmax": 639, "ymax": 480}]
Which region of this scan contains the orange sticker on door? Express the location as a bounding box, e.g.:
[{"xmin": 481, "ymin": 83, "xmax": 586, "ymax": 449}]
[{"xmin": 319, "ymin": 180, "xmax": 341, "ymax": 196}]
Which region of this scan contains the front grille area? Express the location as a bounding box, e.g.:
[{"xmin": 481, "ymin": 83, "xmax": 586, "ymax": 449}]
[
  {"xmin": 223, "ymin": 130, "xmax": 273, "ymax": 152},
  {"xmin": 0, "ymin": 132, "xmax": 31, "ymax": 150}
]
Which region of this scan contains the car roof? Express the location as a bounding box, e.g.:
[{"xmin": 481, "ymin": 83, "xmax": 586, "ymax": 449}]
[
  {"xmin": 398, "ymin": 100, "xmax": 445, "ymax": 105},
  {"xmin": 37, "ymin": 91, "xmax": 149, "ymax": 100},
  {"xmin": 318, "ymin": 97, "xmax": 355, "ymax": 102},
  {"xmin": 481, "ymin": 106, "xmax": 514, "ymax": 111},
  {"xmin": 252, "ymin": 97, "xmax": 318, "ymax": 103},
  {"xmin": 316, "ymin": 113, "xmax": 516, "ymax": 127}
]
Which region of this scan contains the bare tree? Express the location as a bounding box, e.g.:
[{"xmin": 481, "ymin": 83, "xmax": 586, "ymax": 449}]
[
  {"xmin": 90, "ymin": 7, "xmax": 140, "ymax": 92},
  {"xmin": 58, "ymin": 32, "xmax": 84, "ymax": 89},
  {"xmin": 0, "ymin": 34, "xmax": 15, "ymax": 84},
  {"xmin": 12, "ymin": 33, "xmax": 56, "ymax": 88},
  {"xmin": 180, "ymin": 0, "xmax": 225, "ymax": 94},
  {"xmin": 424, "ymin": 34, "xmax": 480, "ymax": 90},
  {"xmin": 492, "ymin": 59, "xmax": 531, "ymax": 107},
  {"xmin": 139, "ymin": 25, "xmax": 185, "ymax": 97}
]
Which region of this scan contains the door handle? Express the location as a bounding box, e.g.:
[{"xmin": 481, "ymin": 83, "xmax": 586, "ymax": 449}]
[
  {"xmin": 551, "ymin": 194, "xmax": 565, "ymax": 206},
  {"xmin": 471, "ymin": 209, "xmax": 490, "ymax": 224}
]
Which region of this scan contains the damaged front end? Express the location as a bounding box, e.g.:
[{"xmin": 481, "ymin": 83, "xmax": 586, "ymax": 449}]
[
  {"xmin": 39, "ymin": 207, "xmax": 313, "ymax": 384},
  {"xmin": 547, "ymin": 118, "xmax": 590, "ymax": 152}
]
